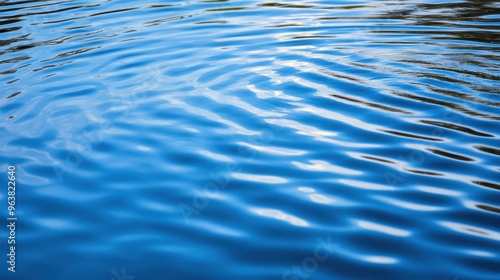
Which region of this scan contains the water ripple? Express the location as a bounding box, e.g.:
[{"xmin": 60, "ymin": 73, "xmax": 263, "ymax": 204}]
[{"xmin": 1, "ymin": 0, "xmax": 499, "ymax": 279}]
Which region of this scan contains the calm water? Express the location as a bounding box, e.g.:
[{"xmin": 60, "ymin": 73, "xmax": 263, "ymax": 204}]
[{"xmin": 1, "ymin": 0, "xmax": 499, "ymax": 279}]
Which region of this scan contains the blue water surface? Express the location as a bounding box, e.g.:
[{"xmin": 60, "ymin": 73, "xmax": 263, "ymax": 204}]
[{"xmin": 1, "ymin": 0, "xmax": 499, "ymax": 279}]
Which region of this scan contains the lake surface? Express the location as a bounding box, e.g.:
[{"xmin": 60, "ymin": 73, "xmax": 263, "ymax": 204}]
[{"xmin": 1, "ymin": 0, "xmax": 499, "ymax": 279}]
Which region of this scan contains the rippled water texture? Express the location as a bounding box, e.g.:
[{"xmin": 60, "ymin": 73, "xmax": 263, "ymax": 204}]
[{"xmin": 1, "ymin": 0, "xmax": 499, "ymax": 279}]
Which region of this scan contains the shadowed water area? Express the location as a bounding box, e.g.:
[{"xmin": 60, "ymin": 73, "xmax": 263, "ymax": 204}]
[{"xmin": 1, "ymin": 0, "xmax": 499, "ymax": 279}]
